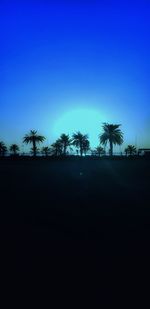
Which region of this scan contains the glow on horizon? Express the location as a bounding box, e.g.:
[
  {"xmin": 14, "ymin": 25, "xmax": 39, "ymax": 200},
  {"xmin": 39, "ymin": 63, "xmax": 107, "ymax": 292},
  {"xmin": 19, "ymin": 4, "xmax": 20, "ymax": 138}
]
[
  {"xmin": 0, "ymin": 1, "xmax": 150, "ymax": 150},
  {"xmin": 52, "ymin": 108, "xmax": 107, "ymax": 148}
]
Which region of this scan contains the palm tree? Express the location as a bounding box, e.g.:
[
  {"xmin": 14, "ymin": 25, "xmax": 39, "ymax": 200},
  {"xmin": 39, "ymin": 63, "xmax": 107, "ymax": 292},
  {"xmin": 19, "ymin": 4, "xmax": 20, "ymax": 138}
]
[
  {"xmin": 83, "ymin": 139, "xmax": 90, "ymax": 155},
  {"xmin": 23, "ymin": 130, "xmax": 45, "ymax": 157},
  {"xmin": 125, "ymin": 145, "xmax": 136, "ymax": 156},
  {"xmin": 10, "ymin": 144, "xmax": 20, "ymax": 155},
  {"xmin": 51, "ymin": 139, "xmax": 63, "ymax": 156},
  {"xmin": 72, "ymin": 132, "xmax": 89, "ymax": 157},
  {"xmin": 42, "ymin": 146, "xmax": 50, "ymax": 157},
  {"xmin": 100, "ymin": 123, "xmax": 123, "ymax": 156},
  {"xmin": 95, "ymin": 146, "xmax": 105, "ymax": 157},
  {"xmin": 0, "ymin": 142, "xmax": 7, "ymax": 157},
  {"xmin": 59, "ymin": 134, "xmax": 71, "ymax": 156},
  {"xmin": 90, "ymin": 149, "xmax": 97, "ymax": 156}
]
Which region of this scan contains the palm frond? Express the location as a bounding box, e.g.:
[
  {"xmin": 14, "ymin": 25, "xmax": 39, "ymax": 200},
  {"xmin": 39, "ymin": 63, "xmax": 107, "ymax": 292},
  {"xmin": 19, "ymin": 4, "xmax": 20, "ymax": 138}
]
[{"xmin": 23, "ymin": 131, "xmax": 45, "ymax": 144}]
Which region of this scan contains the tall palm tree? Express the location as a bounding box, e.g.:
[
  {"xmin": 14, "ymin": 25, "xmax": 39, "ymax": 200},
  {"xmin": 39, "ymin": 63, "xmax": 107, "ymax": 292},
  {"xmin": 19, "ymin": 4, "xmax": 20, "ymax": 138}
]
[
  {"xmin": 42, "ymin": 146, "xmax": 50, "ymax": 157},
  {"xmin": 95, "ymin": 146, "xmax": 105, "ymax": 157},
  {"xmin": 100, "ymin": 123, "xmax": 123, "ymax": 156},
  {"xmin": 125, "ymin": 145, "xmax": 136, "ymax": 156},
  {"xmin": 23, "ymin": 130, "xmax": 45, "ymax": 157},
  {"xmin": 51, "ymin": 139, "xmax": 63, "ymax": 156},
  {"xmin": 0, "ymin": 142, "xmax": 7, "ymax": 157},
  {"xmin": 59, "ymin": 134, "xmax": 71, "ymax": 155},
  {"xmin": 72, "ymin": 132, "xmax": 89, "ymax": 157},
  {"xmin": 10, "ymin": 144, "xmax": 20, "ymax": 155}
]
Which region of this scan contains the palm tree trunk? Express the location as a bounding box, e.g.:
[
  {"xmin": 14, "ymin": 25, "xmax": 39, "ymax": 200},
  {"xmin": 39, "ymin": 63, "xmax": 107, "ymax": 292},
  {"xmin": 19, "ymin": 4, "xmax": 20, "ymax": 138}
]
[
  {"xmin": 64, "ymin": 145, "xmax": 66, "ymax": 156},
  {"xmin": 80, "ymin": 147, "xmax": 83, "ymax": 157},
  {"xmin": 33, "ymin": 139, "xmax": 36, "ymax": 157},
  {"xmin": 109, "ymin": 139, "xmax": 113, "ymax": 156}
]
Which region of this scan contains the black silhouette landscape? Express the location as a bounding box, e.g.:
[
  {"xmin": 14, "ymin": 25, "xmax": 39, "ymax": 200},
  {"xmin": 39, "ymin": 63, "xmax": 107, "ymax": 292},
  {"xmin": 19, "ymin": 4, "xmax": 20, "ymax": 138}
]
[
  {"xmin": 1, "ymin": 0, "xmax": 150, "ymax": 305},
  {"xmin": 1, "ymin": 125, "xmax": 150, "ymax": 304}
]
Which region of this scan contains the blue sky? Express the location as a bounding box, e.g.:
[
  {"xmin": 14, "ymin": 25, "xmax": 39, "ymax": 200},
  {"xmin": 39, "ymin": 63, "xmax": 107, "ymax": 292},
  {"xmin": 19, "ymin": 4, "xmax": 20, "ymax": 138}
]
[{"xmin": 0, "ymin": 0, "xmax": 150, "ymax": 151}]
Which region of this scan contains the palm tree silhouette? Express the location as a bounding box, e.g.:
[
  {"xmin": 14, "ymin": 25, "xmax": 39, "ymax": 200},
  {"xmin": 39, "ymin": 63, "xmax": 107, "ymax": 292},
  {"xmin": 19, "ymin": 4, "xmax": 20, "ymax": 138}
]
[
  {"xmin": 42, "ymin": 146, "xmax": 50, "ymax": 157},
  {"xmin": 95, "ymin": 146, "xmax": 105, "ymax": 157},
  {"xmin": 0, "ymin": 142, "xmax": 7, "ymax": 157},
  {"xmin": 72, "ymin": 132, "xmax": 89, "ymax": 157},
  {"xmin": 125, "ymin": 145, "xmax": 136, "ymax": 156},
  {"xmin": 10, "ymin": 144, "xmax": 19, "ymax": 155},
  {"xmin": 23, "ymin": 130, "xmax": 45, "ymax": 157},
  {"xmin": 51, "ymin": 139, "xmax": 63, "ymax": 156},
  {"xmin": 83, "ymin": 139, "xmax": 90, "ymax": 155},
  {"xmin": 59, "ymin": 134, "xmax": 71, "ymax": 156},
  {"xmin": 100, "ymin": 123, "xmax": 123, "ymax": 156}
]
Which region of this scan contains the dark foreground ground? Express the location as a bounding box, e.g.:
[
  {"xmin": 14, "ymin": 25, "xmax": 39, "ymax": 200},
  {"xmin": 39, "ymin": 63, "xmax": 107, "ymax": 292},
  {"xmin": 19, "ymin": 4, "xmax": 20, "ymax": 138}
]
[{"xmin": 1, "ymin": 157, "xmax": 150, "ymax": 304}]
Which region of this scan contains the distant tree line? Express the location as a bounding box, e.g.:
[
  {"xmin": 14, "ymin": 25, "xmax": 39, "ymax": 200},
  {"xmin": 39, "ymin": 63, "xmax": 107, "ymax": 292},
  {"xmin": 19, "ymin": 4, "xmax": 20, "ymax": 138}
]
[{"xmin": 0, "ymin": 123, "xmax": 139, "ymax": 158}]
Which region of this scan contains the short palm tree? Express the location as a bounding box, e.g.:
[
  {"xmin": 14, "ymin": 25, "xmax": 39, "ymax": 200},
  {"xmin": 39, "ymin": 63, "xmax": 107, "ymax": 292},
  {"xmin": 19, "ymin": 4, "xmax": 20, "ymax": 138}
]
[
  {"xmin": 95, "ymin": 146, "xmax": 105, "ymax": 157},
  {"xmin": 0, "ymin": 142, "xmax": 7, "ymax": 157},
  {"xmin": 59, "ymin": 134, "xmax": 71, "ymax": 155},
  {"xmin": 125, "ymin": 145, "xmax": 136, "ymax": 156},
  {"xmin": 100, "ymin": 123, "xmax": 123, "ymax": 156},
  {"xmin": 10, "ymin": 144, "xmax": 19, "ymax": 155},
  {"xmin": 72, "ymin": 132, "xmax": 89, "ymax": 157},
  {"xmin": 23, "ymin": 130, "xmax": 45, "ymax": 157},
  {"xmin": 90, "ymin": 149, "xmax": 97, "ymax": 156},
  {"xmin": 42, "ymin": 146, "xmax": 50, "ymax": 157},
  {"xmin": 51, "ymin": 139, "xmax": 63, "ymax": 156}
]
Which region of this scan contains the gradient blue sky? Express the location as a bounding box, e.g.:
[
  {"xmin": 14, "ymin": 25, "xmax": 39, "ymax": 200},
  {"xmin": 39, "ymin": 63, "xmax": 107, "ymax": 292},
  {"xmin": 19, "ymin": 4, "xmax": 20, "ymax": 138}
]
[{"xmin": 0, "ymin": 0, "xmax": 150, "ymax": 151}]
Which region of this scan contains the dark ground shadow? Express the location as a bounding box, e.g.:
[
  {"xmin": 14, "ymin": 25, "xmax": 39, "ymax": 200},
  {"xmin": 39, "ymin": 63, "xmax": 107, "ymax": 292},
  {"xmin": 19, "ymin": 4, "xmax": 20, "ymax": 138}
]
[{"xmin": 0, "ymin": 158, "xmax": 150, "ymax": 305}]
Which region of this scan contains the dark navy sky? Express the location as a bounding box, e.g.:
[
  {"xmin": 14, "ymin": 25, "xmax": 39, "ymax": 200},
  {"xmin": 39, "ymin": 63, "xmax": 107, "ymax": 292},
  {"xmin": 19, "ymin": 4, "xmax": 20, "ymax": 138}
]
[{"xmin": 0, "ymin": 0, "xmax": 150, "ymax": 150}]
